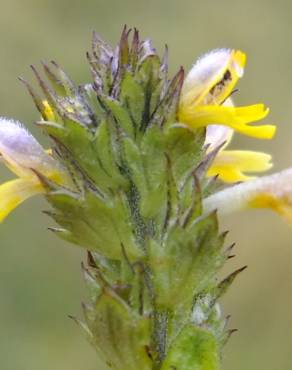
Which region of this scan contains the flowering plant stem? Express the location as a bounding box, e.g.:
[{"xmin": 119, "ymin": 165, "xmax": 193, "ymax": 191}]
[{"xmin": 0, "ymin": 26, "xmax": 291, "ymax": 370}]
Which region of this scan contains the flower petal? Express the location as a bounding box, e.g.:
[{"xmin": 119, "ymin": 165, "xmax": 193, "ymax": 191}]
[
  {"xmin": 42, "ymin": 100, "xmax": 56, "ymax": 121},
  {"xmin": 0, "ymin": 117, "xmax": 69, "ymax": 185},
  {"xmin": 207, "ymin": 150, "xmax": 273, "ymax": 183},
  {"xmin": 203, "ymin": 168, "xmax": 292, "ymax": 223},
  {"xmin": 0, "ymin": 178, "xmax": 44, "ymax": 222},
  {"xmin": 205, "ymin": 124, "xmax": 234, "ymax": 151},
  {"xmin": 181, "ymin": 49, "xmax": 246, "ymax": 108},
  {"xmin": 204, "ymin": 98, "xmax": 235, "ymax": 151},
  {"xmin": 179, "ymin": 104, "xmax": 276, "ymax": 139}
]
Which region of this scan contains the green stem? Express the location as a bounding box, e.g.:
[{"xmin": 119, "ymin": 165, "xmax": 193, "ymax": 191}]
[{"xmin": 152, "ymin": 308, "xmax": 169, "ymax": 370}]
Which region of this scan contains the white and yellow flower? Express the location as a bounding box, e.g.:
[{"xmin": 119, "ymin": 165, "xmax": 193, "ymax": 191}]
[
  {"xmin": 203, "ymin": 168, "xmax": 292, "ymax": 223},
  {"xmin": 179, "ymin": 48, "xmax": 292, "ymax": 222},
  {"xmin": 179, "ymin": 48, "xmax": 275, "ymax": 183},
  {"xmin": 179, "ymin": 49, "xmax": 276, "ymax": 140},
  {"xmin": 0, "ymin": 118, "xmax": 70, "ymax": 221}
]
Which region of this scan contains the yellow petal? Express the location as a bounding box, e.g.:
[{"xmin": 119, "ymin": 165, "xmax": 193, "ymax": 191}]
[
  {"xmin": 42, "ymin": 100, "xmax": 56, "ymax": 121},
  {"xmin": 205, "ymin": 98, "xmax": 235, "ymax": 151},
  {"xmin": 249, "ymin": 193, "xmax": 292, "ymax": 223},
  {"xmin": 179, "ymin": 103, "xmax": 276, "ymax": 139},
  {"xmin": 0, "ymin": 178, "xmax": 44, "ymax": 222},
  {"xmin": 207, "ymin": 150, "xmax": 273, "ymax": 183}
]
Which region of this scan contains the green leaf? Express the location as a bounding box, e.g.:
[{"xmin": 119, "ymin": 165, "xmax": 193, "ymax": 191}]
[
  {"xmin": 161, "ymin": 326, "xmax": 220, "ymax": 370},
  {"xmin": 165, "ymin": 124, "xmax": 205, "ymax": 188},
  {"xmin": 101, "ymin": 96, "xmax": 136, "ymax": 138},
  {"xmin": 136, "ymin": 55, "xmax": 163, "ymax": 130},
  {"xmin": 93, "ymin": 120, "xmax": 128, "ymax": 188},
  {"xmin": 122, "ymin": 136, "xmax": 148, "ymax": 197},
  {"xmin": 149, "ymin": 212, "xmax": 226, "ymax": 309},
  {"xmin": 47, "ymin": 190, "xmax": 143, "ymax": 260},
  {"xmin": 120, "ymin": 71, "xmax": 145, "ymax": 129},
  {"xmin": 87, "ymin": 294, "xmax": 152, "ymax": 370},
  {"xmin": 140, "ymin": 126, "xmax": 168, "ymax": 219},
  {"xmin": 42, "ymin": 60, "xmax": 77, "ymax": 97}
]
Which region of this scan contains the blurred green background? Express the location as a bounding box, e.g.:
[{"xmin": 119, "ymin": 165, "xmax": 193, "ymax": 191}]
[{"xmin": 0, "ymin": 0, "xmax": 292, "ymax": 369}]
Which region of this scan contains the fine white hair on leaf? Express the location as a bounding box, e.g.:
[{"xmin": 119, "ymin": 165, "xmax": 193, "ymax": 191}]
[
  {"xmin": 191, "ymin": 294, "xmax": 213, "ymax": 325},
  {"xmin": 192, "ymin": 305, "xmax": 206, "ymax": 325}
]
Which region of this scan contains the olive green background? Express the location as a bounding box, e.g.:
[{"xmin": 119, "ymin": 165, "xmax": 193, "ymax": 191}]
[{"xmin": 0, "ymin": 0, "xmax": 292, "ymax": 369}]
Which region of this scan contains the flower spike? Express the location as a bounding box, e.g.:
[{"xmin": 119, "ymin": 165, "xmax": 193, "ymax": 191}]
[{"xmin": 0, "ymin": 28, "xmax": 290, "ymax": 370}]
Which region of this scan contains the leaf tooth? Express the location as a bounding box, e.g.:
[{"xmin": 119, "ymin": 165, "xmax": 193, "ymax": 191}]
[{"xmin": 18, "ymin": 77, "xmax": 48, "ymax": 118}]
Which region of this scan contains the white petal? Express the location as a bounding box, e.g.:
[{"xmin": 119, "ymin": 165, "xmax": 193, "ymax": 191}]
[
  {"xmin": 205, "ymin": 125, "xmax": 233, "ymax": 151},
  {"xmin": 203, "ymin": 168, "xmax": 292, "ymax": 220},
  {"xmin": 182, "ymin": 49, "xmax": 232, "ymax": 100},
  {"xmin": 0, "ymin": 117, "xmax": 57, "ymax": 176}
]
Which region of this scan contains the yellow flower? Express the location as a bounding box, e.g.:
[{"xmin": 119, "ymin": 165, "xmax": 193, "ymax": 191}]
[
  {"xmin": 205, "ymin": 115, "xmax": 273, "ymax": 183},
  {"xmin": 0, "ymin": 118, "xmax": 70, "ymax": 221},
  {"xmin": 179, "ymin": 49, "xmax": 276, "ymax": 140},
  {"xmin": 42, "ymin": 100, "xmax": 56, "ymax": 121},
  {"xmin": 203, "ymin": 168, "xmax": 292, "ymax": 223}
]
